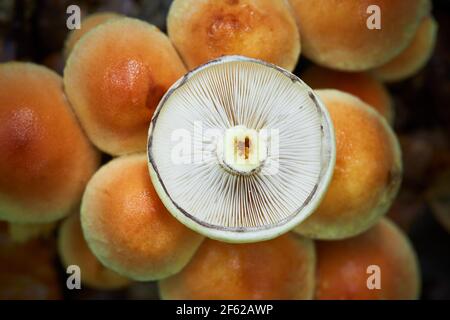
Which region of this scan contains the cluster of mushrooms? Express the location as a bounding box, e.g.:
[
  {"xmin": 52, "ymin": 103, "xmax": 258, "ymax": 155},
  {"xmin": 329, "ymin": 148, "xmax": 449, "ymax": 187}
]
[{"xmin": 0, "ymin": 0, "xmax": 441, "ymax": 299}]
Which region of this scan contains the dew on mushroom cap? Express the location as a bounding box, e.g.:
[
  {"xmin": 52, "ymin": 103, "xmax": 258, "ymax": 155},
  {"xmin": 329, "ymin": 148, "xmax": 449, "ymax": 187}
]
[
  {"xmin": 148, "ymin": 56, "xmax": 335, "ymax": 243},
  {"xmin": 58, "ymin": 213, "xmax": 131, "ymax": 290},
  {"xmin": 372, "ymin": 16, "xmax": 438, "ymax": 83},
  {"xmin": 64, "ymin": 18, "xmax": 187, "ymax": 155},
  {"xmin": 0, "ymin": 62, "xmax": 100, "ymax": 224},
  {"xmin": 302, "ymin": 66, "xmax": 394, "ymax": 124},
  {"xmin": 167, "ymin": 0, "xmax": 301, "ymax": 71},
  {"xmin": 288, "ymin": 0, "xmax": 430, "ymax": 71},
  {"xmin": 315, "ymin": 218, "xmax": 421, "ymax": 300},
  {"xmin": 64, "ymin": 12, "xmax": 122, "ymax": 58},
  {"xmin": 294, "ymin": 89, "xmax": 402, "ymax": 240},
  {"xmin": 81, "ymin": 154, "xmax": 204, "ymax": 281},
  {"xmin": 158, "ymin": 233, "xmax": 316, "ymax": 300}
]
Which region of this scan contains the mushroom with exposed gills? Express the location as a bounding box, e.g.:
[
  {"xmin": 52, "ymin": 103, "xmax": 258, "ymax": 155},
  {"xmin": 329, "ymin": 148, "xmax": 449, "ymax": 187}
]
[
  {"xmin": 58, "ymin": 213, "xmax": 131, "ymax": 290},
  {"xmin": 64, "ymin": 12, "xmax": 122, "ymax": 58},
  {"xmin": 0, "ymin": 62, "xmax": 100, "ymax": 224},
  {"xmin": 372, "ymin": 16, "xmax": 438, "ymax": 82},
  {"xmin": 64, "ymin": 18, "xmax": 187, "ymax": 155},
  {"xmin": 302, "ymin": 66, "xmax": 394, "ymax": 124},
  {"xmin": 294, "ymin": 90, "xmax": 402, "ymax": 240},
  {"xmin": 289, "ymin": 0, "xmax": 431, "ymax": 71},
  {"xmin": 81, "ymin": 154, "xmax": 204, "ymax": 281},
  {"xmin": 148, "ymin": 56, "xmax": 335, "ymax": 243},
  {"xmin": 167, "ymin": 0, "xmax": 301, "ymax": 71},
  {"xmin": 159, "ymin": 233, "xmax": 316, "ymax": 300},
  {"xmin": 315, "ymin": 218, "xmax": 421, "ymax": 300}
]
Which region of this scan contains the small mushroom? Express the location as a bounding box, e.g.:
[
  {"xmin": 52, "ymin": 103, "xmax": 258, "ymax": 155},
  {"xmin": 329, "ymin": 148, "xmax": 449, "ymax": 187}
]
[
  {"xmin": 302, "ymin": 65, "xmax": 394, "ymax": 124},
  {"xmin": 372, "ymin": 16, "xmax": 438, "ymax": 82},
  {"xmin": 315, "ymin": 218, "xmax": 421, "ymax": 300},
  {"xmin": 148, "ymin": 56, "xmax": 335, "ymax": 243},
  {"xmin": 294, "ymin": 90, "xmax": 402, "ymax": 239},
  {"xmin": 64, "ymin": 12, "xmax": 122, "ymax": 58},
  {"xmin": 58, "ymin": 213, "xmax": 131, "ymax": 290},
  {"xmin": 0, "ymin": 62, "xmax": 100, "ymax": 224},
  {"xmin": 81, "ymin": 154, "xmax": 204, "ymax": 281},
  {"xmin": 289, "ymin": 0, "xmax": 430, "ymax": 71},
  {"xmin": 64, "ymin": 18, "xmax": 187, "ymax": 155},
  {"xmin": 158, "ymin": 233, "xmax": 315, "ymax": 300},
  {"xmin": 167, "ymin": 0, "xmax": 301, "ymax": 71}
]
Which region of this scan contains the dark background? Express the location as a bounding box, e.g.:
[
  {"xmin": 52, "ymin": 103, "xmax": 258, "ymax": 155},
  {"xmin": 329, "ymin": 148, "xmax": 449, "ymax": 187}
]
[{"xmin": 0, "ymin": 0, "xmax": 449, "ymax": 300}]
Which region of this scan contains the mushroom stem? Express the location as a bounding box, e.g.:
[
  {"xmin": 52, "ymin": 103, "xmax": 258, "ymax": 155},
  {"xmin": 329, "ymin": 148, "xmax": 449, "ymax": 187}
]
[{"xmin": 216, "ymin": 125, "xmax": 268, "ymax": 175}]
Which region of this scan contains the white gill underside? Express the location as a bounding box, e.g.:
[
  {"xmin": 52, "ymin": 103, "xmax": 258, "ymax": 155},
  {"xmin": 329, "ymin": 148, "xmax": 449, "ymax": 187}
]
[{"xmin": 151, "ymin": 61, "xmax": 323, "ymax": 230}]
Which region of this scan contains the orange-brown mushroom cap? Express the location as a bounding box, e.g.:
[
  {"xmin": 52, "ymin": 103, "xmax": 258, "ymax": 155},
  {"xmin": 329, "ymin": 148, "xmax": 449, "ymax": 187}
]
[
  {"xmin": 64, "ymin": 12, "xmax": 122, "ymax": 58},
  {"xmin": 64, "ymin": 18, "xmax": 187, "ymax": 155},
  {"xmin": 167, "ymin": 0, "xmax": 300, "ymax": 71},
  {"xmin": 0, "ymin": 62, "xmax": 100, "ymax": 223},
  {"xmin": 58, "ymin": 213, "xmax": 131, "ymax": 290},
  {"xmin": 315, "ymin": 218, "xmax": 421, "ymax": 300},
  {"xmin": 302, "ymin": 66, "xmax": 394, "ymax": 123},
  {"xmin": 289, "ymin": 0, "xmax": 430, "ymax": 71},
  {"xmin": 158, "ymin": 233, "xmax": 315, "ymax": 300},
  {"xmin": 294, "ymin": 90, "xmax": 402, "ymax": 240},
  {"xmin": 81, "ymin": 154, "xmax": 204, "ymax": 281},
  {"xmin": 372, "ymin": 16, "xmax": 438, "ymax": 82}
]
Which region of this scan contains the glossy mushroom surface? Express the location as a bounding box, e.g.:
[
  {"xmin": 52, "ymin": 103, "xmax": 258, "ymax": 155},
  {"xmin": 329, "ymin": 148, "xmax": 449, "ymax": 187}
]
[
  {"xmin": 58, "ymin": 214, "xmax": 131, "ymax": 290},
  {"xmin": 295, "ymin": 90, "xmax": 402, "ymax": 239},
  {"xmin": 315, "ymin": 218, "xmax": 421, "ymax": 300},
  {"xmin": 0, "ymin": 62, "xmax": 100, "ymax": 223},
  {"xmin": 373, "ymin": 16, "xmax": 438, "ymax": 82},
  {"xmin": 168, "ymin": 0, "xmax": 300, "ymax": 71},
  {"xmin": 289, "ymin": 0, "xmax": 430, "ymax": 71},
  {"xmin": 64, "ymin": 18, "xmax": 187, "ymax": 155},
  {"xmin": 64, "ymin": 12, "xmax": 122, "ymax": 57},
  {"xmin": 81, "ymin": 154, "xmax": 204, "ymax": 281},
  {"xmin": 159, "ymin": 233, "xmax": 315, "ymax": 299}
]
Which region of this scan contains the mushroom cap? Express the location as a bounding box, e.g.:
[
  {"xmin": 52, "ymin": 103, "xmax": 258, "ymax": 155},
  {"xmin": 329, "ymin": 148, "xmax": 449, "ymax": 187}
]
[
  {"xmin": 167, "ymin": 0, "xmax": 300, "ymax": 71},
  {"xmin": 81, "ymin": 154, "xmax": 204, "ymax": 281},
  {"xmin": 372, "ymin": 16, "xmax": 438, "ymax": 82},
  {"xmin": 289, "ymin": 0, "xmax": 430, "ymax": 71},
  {"xmin": 159, "ymin": 233, "xmax": 315, "ymax": 299},
  {"xmin": 64, "ymin": 12, "xmax": 122, "ymax": 58},
  {"xmin": 64, "ymin": 18, "xmax": 187, "ymax": 155},
  {"xmin": 295, "ymin": 89, "xmax": 402, "ymax": 240},
  {"xmin": 148, "ymin": 56, "xmax": 335, "ymax": 243},
  {"xmin": 58, "ymin": 213, "xmax": 130, "ymax": 290},
  {"xmin": 302, "ymin": 66, "xmax": 394, "ymax": 124},
  {"xmin": 315, "ymin": 218, "xmax": 421, "ymax": 300},
  {"xmin": 0, "ymin": 62, "xmax": 100, "ymax": 223}
]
